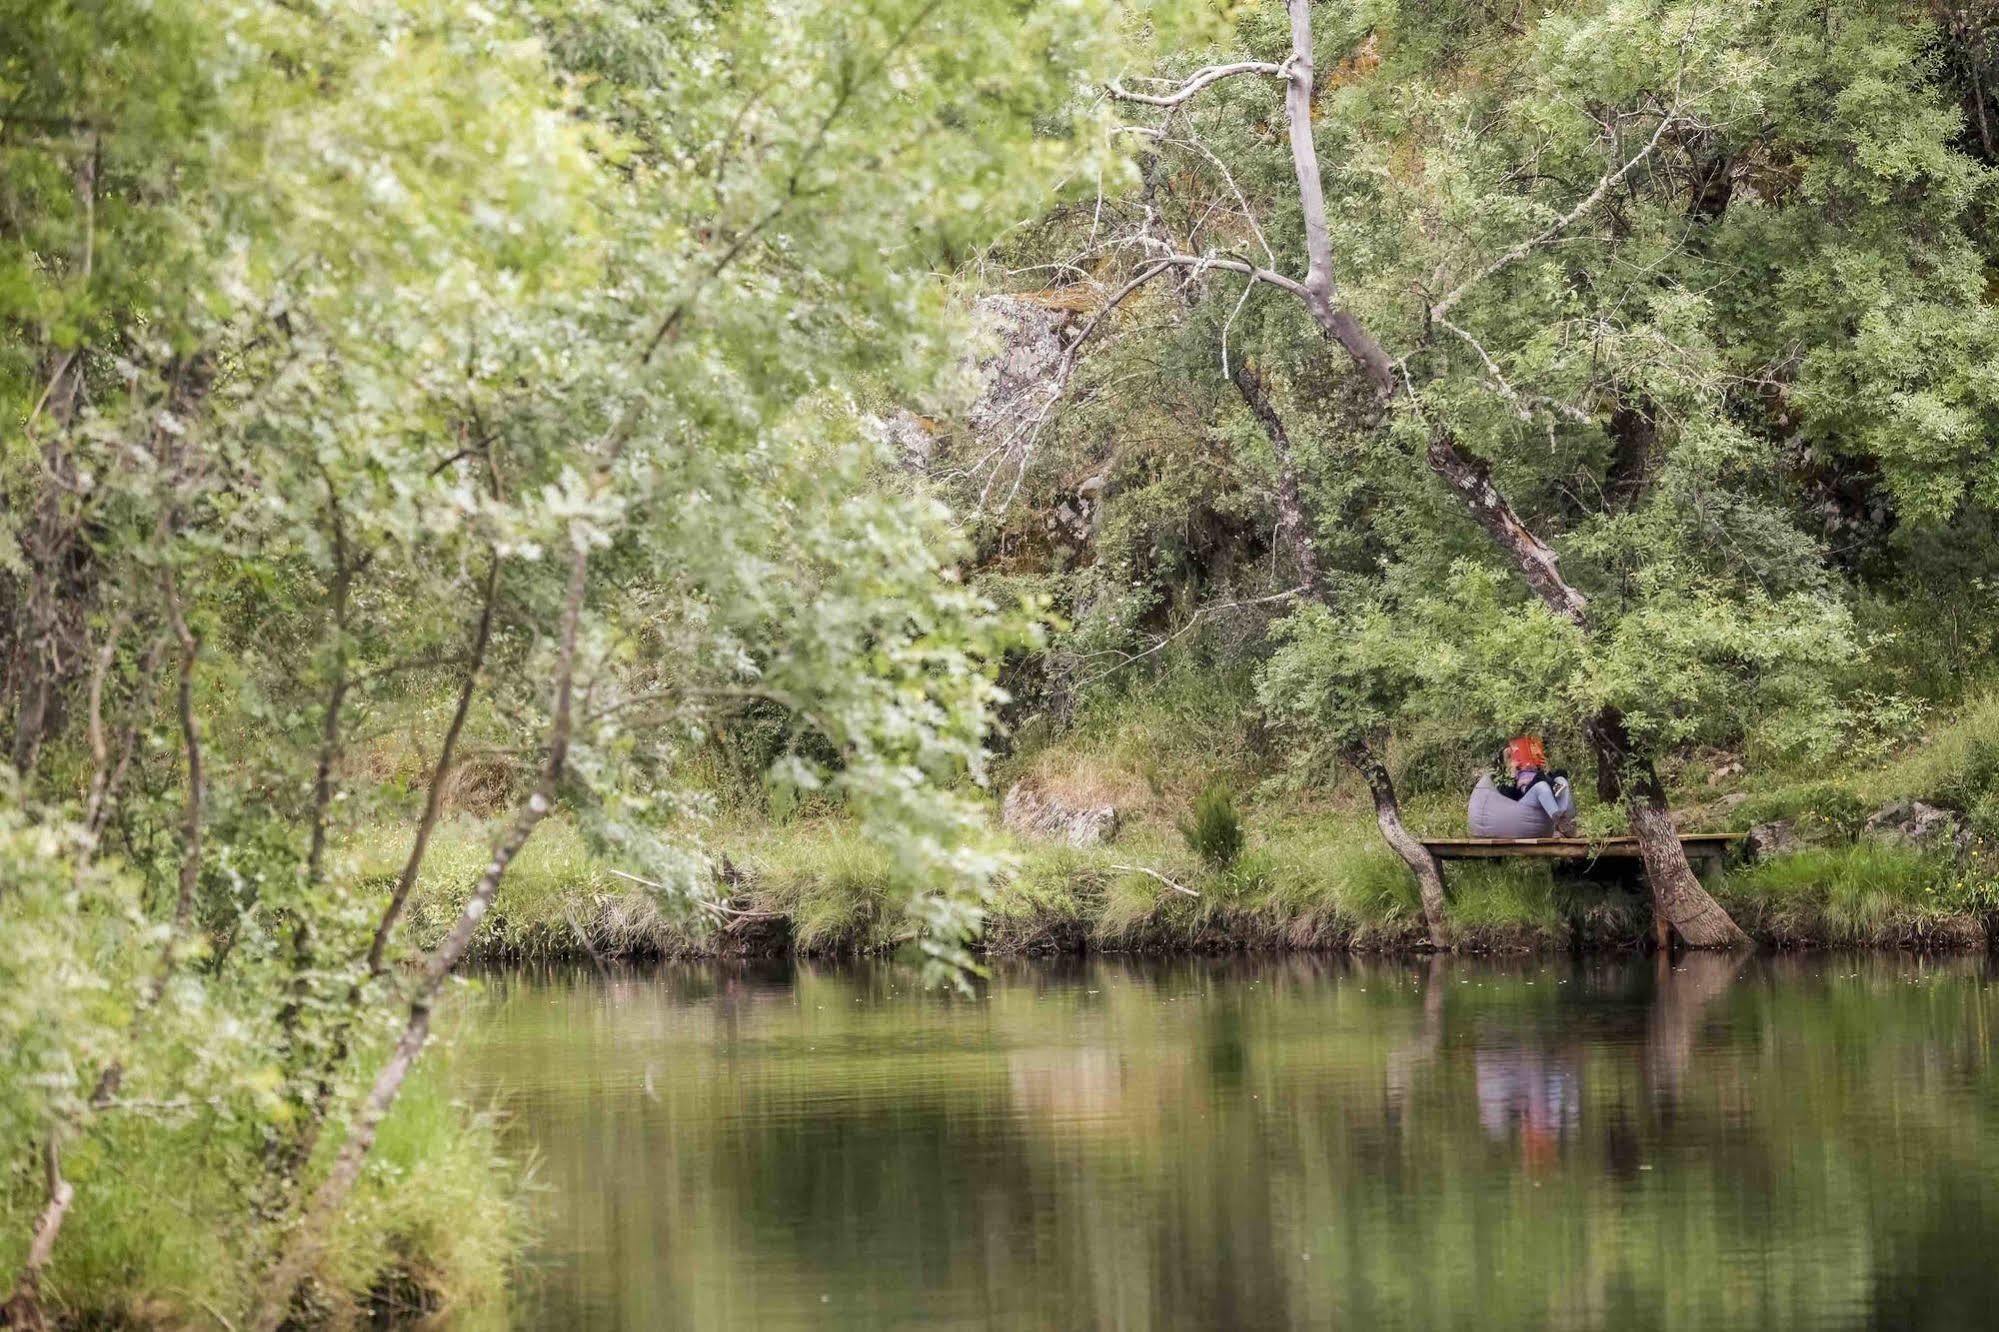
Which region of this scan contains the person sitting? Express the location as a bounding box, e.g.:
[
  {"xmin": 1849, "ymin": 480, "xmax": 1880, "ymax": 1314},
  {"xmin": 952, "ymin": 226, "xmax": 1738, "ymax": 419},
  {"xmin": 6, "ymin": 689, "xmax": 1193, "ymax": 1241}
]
[{"xmin": 1467, "ymin": 735, "xmax": 1578, "ymax": 838}]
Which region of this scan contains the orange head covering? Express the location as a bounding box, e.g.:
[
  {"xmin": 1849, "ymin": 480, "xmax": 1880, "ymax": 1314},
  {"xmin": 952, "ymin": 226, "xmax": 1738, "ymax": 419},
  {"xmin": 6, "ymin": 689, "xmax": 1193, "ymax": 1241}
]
[{"xmin": 1505, "ymin": 735, "xmax": 1547, "ymax": 771}]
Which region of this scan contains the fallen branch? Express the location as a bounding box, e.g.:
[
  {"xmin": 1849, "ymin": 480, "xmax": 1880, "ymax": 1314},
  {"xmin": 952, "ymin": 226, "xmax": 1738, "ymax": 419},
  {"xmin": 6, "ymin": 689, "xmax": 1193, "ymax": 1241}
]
[{"xmin": 1111, "ymin": 864, "xmax": 1199, "ymax": 898}]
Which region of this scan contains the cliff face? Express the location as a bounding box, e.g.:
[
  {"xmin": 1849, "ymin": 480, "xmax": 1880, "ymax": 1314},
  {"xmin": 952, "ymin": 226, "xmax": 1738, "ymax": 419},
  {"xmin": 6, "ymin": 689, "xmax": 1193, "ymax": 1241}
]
[{"xmin": 877, "ymin": 294, "xmax": 1075, "ymax": 474}]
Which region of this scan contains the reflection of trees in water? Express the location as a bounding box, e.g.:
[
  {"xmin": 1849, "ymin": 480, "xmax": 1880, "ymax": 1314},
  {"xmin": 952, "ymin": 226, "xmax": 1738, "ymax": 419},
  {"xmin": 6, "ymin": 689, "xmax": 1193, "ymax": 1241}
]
[{"xmin": 474, "ymin": 954, "xmax": 1999, "ymax": 1330}]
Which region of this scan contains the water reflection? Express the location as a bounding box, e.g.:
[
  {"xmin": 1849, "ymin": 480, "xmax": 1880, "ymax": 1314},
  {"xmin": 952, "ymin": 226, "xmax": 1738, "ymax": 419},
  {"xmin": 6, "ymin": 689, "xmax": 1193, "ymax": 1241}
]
[{"xmin": 460, "ymin": 952, "xmax": 1999, "ymax": 1330}]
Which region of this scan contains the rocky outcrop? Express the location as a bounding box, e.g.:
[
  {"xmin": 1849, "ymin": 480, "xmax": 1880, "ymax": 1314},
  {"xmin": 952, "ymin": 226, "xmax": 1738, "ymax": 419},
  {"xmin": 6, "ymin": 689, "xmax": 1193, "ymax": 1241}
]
[
  {"xmin": 965, "ymin": 295, "xmax": 1076, "ymax": 441},
  {"xmin": 1862, "ymin": 799, "xmax": 1973, "ymax": 858},
  {"xmin": 1746, "ymin": 820, "xmax": 1806, "ymax": 860},
  {"xmin": 869, "ymin": 295, "xmax": 1078, "ymax": 476},
  {"xmin": 1001, "ymin": 782, "xmax": 1119, "ymax": 847}
]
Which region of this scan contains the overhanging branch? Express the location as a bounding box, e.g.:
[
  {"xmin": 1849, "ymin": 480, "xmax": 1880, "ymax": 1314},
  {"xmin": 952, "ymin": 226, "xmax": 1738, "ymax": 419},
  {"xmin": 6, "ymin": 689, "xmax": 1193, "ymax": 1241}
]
[{"xmin": 1107, "ymin": 60, "xmax": 1288, "ymax": 107}]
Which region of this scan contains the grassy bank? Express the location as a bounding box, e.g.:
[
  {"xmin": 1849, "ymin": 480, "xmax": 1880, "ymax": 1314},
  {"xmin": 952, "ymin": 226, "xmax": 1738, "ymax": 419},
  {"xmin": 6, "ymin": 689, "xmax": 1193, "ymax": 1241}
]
[
  {"xmin": 0, "ymin": 1048, "xmax": 523, "ymax": 1330},
  {"xmin": 393, "ymin": 811, "xmax": 1990, "ymax": 964},
  {"xmin": 382, "ymin": 675, "xmax": 1999, "ymax": 966}
]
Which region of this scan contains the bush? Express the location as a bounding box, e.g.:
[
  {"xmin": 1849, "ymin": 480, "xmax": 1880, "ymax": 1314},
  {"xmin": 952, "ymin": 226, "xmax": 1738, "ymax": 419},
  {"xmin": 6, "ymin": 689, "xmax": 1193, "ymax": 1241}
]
[{"xmin": 1179, "ymin": 782, "xmax": 1245, "ymax": 869}]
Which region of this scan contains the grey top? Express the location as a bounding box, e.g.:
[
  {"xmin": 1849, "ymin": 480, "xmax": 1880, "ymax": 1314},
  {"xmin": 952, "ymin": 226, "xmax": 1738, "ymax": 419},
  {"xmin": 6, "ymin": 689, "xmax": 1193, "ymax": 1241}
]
[{"xmin": 1467, "ymin": 772, "xmax": 1573, "ymax": 838}]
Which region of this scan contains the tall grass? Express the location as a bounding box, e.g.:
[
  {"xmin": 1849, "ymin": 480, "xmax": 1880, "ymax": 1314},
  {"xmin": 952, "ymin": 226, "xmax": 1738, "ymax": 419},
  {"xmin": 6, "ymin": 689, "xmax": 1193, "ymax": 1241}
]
[
  {"xmin": 1179, "ymin": 783, "xmax": 1245, "ymax": 869},
  {"xmin": 0, "ymin": 1059, "xmax": 523, "ymax": 1328},
  {"xmin": 1721, "ymin": 844, "xmax": 1982, "ymax": 947}
]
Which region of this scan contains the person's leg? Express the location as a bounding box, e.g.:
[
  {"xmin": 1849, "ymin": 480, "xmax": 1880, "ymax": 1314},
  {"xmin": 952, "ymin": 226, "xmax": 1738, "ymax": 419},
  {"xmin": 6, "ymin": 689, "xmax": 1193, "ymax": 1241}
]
[{"xmin": 1545, "ymin": 778, "xmax": 1577, "ymax": 836}]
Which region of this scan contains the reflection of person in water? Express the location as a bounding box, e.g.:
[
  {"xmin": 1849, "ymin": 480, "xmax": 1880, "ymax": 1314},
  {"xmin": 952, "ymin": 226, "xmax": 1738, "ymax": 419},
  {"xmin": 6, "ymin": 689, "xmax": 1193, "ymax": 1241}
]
[{"xmin": 1475, "ymin": 1045, "xmax": 1580, "ymax": 1170}]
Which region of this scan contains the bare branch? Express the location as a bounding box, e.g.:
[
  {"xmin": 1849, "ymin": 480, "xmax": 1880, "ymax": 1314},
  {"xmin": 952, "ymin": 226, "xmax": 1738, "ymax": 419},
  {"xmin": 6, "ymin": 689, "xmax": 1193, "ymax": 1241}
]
[
  {"xmin": 1107, "ymin": 61, "xmax": 1287, "ymax": 108},
  {"xmin": 79, "ymin": 613, "xmax": 128, "ymax": 845},
  {"xmin": 87, "ymin": 631, "xmax": 167, "ymax": 844},
  {"xmin": 1109, "ymin": 863, "xmax": 1199, "ymax": 897},
  {"xmin": 157, "ymin": 561, "xmax": 205, "ymax": 984},
  {"xmin": 1074, "ymin": 586, "xmax": 1305, "ymax": 692},
  {"xmin": 1434, "ymin": 313, "xmax": 1593, "ymax": 425},
  {"xmin": 0, "ymin": 1138, "xmax": 73, "ymax": 1322},
  {"xmin": 1278, "ymin": 1, "xmax": 1398, "ymax": 394}
]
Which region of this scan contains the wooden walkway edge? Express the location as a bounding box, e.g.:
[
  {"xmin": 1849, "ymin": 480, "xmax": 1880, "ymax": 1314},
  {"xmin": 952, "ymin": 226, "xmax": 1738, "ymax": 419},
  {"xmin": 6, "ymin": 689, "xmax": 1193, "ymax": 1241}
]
[{"xmin": 1419, "ymin": 833, "xmax": 1742, "ymax": 875}]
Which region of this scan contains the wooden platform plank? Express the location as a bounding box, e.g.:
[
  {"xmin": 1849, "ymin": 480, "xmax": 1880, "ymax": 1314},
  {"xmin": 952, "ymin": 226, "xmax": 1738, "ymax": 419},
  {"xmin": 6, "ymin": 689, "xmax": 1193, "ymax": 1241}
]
[{"xmin": 1418, "ymin": 833, "xmax": 1742, "ymax": 862}]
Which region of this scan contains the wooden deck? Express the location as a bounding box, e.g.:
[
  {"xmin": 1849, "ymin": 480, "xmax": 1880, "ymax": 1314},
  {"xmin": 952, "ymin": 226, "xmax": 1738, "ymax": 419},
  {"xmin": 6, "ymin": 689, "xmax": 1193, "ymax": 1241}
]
[{"xmin": 1420, "ymin": 833, "xmax": 1742, "ymax": 871}]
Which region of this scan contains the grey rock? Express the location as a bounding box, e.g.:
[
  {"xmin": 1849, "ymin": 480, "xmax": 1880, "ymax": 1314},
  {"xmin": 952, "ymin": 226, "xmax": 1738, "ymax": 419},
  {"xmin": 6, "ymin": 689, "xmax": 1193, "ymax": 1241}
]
[
  {"xmin": 1862, "ymin": 799, "xmax": 1971, "ymax": 857},
  {"xmin": 965, "ymin": 296, "xmax": 1074, "ymax": 441},
  {"xmin": 871, "ymin": 409, "xmax": 936, "ymax": 469},
  {"xmin": 1002, "ymin": 782, "xmax": 1119, "ymax": 848},
  {"xmin": 1746, "ymin": 820, "xmax": 1802, "ymax": 860}
]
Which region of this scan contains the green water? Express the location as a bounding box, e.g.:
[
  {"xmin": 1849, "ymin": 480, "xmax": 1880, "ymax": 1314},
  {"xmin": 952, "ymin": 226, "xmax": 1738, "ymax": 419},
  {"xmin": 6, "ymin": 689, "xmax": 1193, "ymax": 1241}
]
[{"xmin": 459, "ymin": 954, "xmax": 1999, "ymax": 1329}]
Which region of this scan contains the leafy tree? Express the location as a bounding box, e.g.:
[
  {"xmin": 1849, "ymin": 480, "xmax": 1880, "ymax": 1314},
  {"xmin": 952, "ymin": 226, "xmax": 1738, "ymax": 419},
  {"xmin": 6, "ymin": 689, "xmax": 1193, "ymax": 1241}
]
[
  {"xmin": 0, "ymin": 0, "xmax": 1117, "ymax": 1323},
  {"xmin": 983, "ymin": 0, "xmax": 1993, "ymax": 946}
]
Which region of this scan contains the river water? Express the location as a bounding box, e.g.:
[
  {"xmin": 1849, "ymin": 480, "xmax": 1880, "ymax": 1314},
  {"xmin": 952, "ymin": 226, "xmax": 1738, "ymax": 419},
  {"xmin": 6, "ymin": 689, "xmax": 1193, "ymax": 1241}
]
[{"xmin": 458, "ymin": 954, "xmax": 1999, "ymax": 1329}]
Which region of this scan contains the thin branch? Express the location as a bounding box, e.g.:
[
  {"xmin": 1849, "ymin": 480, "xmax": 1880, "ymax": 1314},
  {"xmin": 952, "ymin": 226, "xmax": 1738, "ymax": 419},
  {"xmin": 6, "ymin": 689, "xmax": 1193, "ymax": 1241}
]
[
  {"xmin": 608, "ymin": 868, "xmax": 775, "ymax": 923},
  {"xmin": 0, "ymin": 1137, "xmax": 73, "ymax": 1320},
  {"xmin": 157, "ymin": 561, "xmax": 205, "ymax": 990},
  {"xmin": 255, "ymin": 485, "xmax": 592, "ymax": 1330},
  {"xmin": 365, "ymin": 557, "xmax": 500, "ymax": 975},
  {"xmin": 79, "ymin": 612, "xmax": 129, "ymax": 845},
  {"xmin": 87, "ymin": 631, "xmax": 167, "ymax": 844},
  {"xmin": 1433, "ymin": 313, "xmax": 1593, "ymax": 424},
  {"xmin": 1075, "ymin": 586, "xmax": 1305, "ymax": 691}
]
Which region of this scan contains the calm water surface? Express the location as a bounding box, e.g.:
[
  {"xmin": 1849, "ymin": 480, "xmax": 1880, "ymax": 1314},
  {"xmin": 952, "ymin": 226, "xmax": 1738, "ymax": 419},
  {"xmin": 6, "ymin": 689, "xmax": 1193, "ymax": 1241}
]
[{"xmin": 458, "ymin": 954, "xmax": 1999, "ymax": 1329}]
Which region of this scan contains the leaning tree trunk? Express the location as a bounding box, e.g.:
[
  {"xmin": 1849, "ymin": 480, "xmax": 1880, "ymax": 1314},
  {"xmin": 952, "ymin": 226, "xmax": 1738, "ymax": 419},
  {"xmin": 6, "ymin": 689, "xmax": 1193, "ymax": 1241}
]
[
  {"xmin": 1344, "ymin": 741, "xmax": 1451, "ymax": 948},
  {"xmin": 1104, "ymin": 0, "xmax": 1744, "ymax": 949},
  {"xmin": 1587, "ymin": 707, "xmax": 1748, "ymax": 948},
  {"xmin": 1227, "ymin": 362, "xmax": 1454, "ymax": 946}
]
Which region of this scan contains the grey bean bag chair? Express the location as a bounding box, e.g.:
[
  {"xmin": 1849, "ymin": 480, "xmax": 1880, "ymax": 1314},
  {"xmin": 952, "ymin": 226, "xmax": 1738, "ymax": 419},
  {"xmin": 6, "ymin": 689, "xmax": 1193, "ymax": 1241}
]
[{"xmin": 1467, "ymin": 773, "xmax": 1556, "ymax": 839}]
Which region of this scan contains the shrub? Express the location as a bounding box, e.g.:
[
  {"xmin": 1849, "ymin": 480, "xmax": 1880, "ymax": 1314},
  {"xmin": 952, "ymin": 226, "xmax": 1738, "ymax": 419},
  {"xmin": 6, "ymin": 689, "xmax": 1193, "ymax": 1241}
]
[{"xmin": 1179, "ymin": 782, "xmax": 1245, "ymax": 869}]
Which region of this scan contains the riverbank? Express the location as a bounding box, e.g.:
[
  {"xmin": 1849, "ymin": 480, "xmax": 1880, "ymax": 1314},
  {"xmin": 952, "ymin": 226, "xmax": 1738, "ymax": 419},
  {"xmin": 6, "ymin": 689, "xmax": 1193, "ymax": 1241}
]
[
  {"xmin": 390, "ymin": 686, "xmax": 1999, "ymax": 966},
  {"xmin": 388, "ymin": 812, "xmax": 1993, "ymax": 965}
]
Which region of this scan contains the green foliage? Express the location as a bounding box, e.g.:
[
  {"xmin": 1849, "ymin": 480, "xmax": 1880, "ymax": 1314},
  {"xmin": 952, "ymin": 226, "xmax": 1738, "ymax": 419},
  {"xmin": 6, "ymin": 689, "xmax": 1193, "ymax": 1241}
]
[
  {"xmin": 994, "ymin": 0, "xmax": 1999, "ymax": 815},
  {"xmin": 1178, "ymin": 782, "xmax": 1245, "ymax": 869},
  {"xmin": 1879, "ymin": 691, "xmax": 1999, "ymax": 835},
  {"xmin": 1, "ymin": 0, "xmax": 1130, "ymax": 1318},
  {"xmin": 1733, "ymin": 783, "xmax": 1873, "ymax": 843},
  {"xmin": 1721, "ymin": 844, "xmax": 1974, "ymax": 945}
]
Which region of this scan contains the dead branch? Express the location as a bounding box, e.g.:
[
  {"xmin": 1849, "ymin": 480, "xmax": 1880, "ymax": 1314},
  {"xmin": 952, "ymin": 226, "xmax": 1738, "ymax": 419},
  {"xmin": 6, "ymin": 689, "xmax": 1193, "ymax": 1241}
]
[
  {"xmin": 1429, "ymin": 95, "xmax": 1683, "ymax": 322},
  {"xmin": 1107, "ymin": 60, "xmax": 1288, "ymax": 108},
  {"xmin": 1110, "ymin": 863, "xmax": 1199, "ymax": 897}
]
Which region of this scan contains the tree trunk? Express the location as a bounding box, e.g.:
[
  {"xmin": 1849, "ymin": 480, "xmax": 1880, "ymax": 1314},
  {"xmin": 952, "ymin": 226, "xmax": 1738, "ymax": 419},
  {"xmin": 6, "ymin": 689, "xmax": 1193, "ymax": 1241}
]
[
  {"xmin": 1424, "ymin": 430, "xmax": 1744, "ymax": 949},
  {"xmin": 1587, "ymin": 708, "xmax": 1748, "ymax": 949},
  {"xmin": 1346, "ymin": 742, "xmax": 1451, "ymax": 948},
  {"xmin": 1124, "ymin": 1, "xmax": 1746, "ymax": 951},
  {"xmin": 0, "ymin": 1140, "xmax": 72, "ymax": 1329},
  {"xmin": 249, "ymin": 540, "xmax": 588, "ymax": 1332},
  {"xmin": 1231, "ymin": 362, "xmax": 1327, "ymax": 598}
]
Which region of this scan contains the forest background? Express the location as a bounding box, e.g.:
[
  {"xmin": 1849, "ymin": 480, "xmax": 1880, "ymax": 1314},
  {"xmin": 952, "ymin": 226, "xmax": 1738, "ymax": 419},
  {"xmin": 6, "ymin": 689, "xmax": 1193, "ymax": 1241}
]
[{"xmin": 1, "ymin": 0, "xmax": 1996, "ymax": 1325}]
